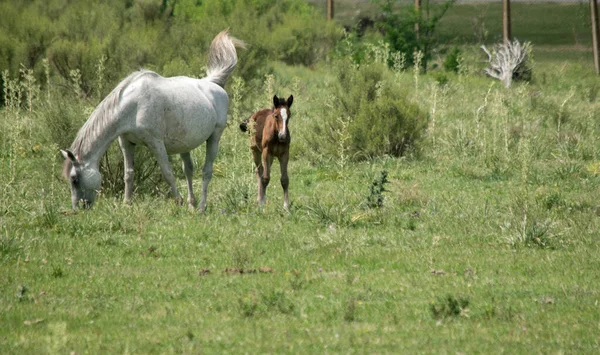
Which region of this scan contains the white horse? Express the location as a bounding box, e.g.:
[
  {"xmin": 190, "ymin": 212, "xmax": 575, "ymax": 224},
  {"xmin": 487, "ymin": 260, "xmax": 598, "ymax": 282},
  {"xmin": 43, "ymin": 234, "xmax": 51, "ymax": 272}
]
[{"xmin": 61, "ymin": 29, "xmax": 245, "ymax": 210}]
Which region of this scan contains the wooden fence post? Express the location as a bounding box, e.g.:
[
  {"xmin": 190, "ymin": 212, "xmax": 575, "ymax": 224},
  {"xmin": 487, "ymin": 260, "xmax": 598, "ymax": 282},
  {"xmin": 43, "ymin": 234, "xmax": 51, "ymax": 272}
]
[
  {"xmin": 591, "ymin": 0, "xmax": 600, "ymax": 74},
  {"xmin": 415, "ymin": 0, "xmax": 421, "ymax": 41},
  {"xmin": 327, "ymin": 0, "xmax": 334, "ymax": 21},
  {"xmin": 503, "ymin": 0, "xmax": 511, "ymax": 45}
]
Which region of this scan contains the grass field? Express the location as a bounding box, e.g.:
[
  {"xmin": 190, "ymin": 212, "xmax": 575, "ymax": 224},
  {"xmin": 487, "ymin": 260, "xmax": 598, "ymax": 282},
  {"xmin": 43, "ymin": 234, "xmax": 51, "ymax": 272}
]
[{"xmin": 2, "ymin": 1, "xmax": 600, "ymax": 353}]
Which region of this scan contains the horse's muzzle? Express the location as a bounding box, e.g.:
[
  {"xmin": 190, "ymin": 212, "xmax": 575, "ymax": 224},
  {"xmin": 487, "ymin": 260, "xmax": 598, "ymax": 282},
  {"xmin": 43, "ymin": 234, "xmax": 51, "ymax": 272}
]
[
  {"xmin": 278, "ymin": 132, "xmax": 287, "ymax": 142},
  {"xmin": 73, "ymin": 199, "xmax": 93, "ymax": 210}
]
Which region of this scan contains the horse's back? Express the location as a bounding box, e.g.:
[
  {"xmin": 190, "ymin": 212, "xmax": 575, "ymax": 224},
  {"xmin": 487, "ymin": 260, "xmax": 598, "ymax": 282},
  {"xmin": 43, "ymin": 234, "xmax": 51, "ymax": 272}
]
[{"xmin": 120, "ymin": 73, "xmax": 229, "ymax": 154}]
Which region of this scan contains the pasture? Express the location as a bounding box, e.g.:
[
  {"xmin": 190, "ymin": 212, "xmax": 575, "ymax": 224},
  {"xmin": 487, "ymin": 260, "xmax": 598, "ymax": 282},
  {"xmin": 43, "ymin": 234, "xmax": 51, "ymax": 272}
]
[{"xmin": 1, "ymin": 0, "xmax": 600, "ymax": 353}]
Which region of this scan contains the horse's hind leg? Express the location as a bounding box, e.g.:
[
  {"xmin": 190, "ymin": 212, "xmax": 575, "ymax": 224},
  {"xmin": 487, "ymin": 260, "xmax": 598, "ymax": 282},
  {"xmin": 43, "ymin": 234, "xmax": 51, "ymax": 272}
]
[
  {"xmin": 180, "ymin": 152, "xmax": 196, "ymax": 208},
  {"xmin": 199, "ymin": 131, "xmax": 223, "ymax": 211},
  {"xmin": 279, "ymin": 152, "xmax": 290, "ymax": 210},
  {"xmin": 118, "ymin": 137, "xmax": 135, "ymax": 205},
  {"xmin": 146, "ymin": 138, "xmax": 182, "ymax": 204}
]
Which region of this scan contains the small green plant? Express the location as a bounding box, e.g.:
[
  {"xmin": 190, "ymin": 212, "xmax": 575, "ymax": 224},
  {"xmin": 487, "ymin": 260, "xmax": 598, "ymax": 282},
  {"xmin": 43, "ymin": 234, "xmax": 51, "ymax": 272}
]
[
  {"xmin": 239, "ymin": 292, "xmax": 261, "ymax": 318},
  {"xmin": 366, "ymin": 171, "xmax": 389, "ymax": 209},
  {"xmin": 262, "ymin": 289, "xmax": 295, "ymax": 315},
  {"xmin": 17, "ymin": 284, "xmax": 29, "ymax": 302},
  {"xmin": 51, "ymin": 265, "xmax": 64, "ymax": 278},
  {"xmin": 443, "ymin": 46, "xmax": 461, "ymax": 72},
  {"xmin": 289, "ymin": 270, "xmax": 305, "ymax": 291},
  {"xmin": 431, "ymin": 71, "xmax": 449, "ymax": 86},
  {"xmin": 430, "ymin": 295, "xmax": 470, "ymax": 319},
  {"xmin": 343, "ymin": 297, "xmax": 358, "ymax": 322},
  {"xmin": 0, "ymin": 233, "xmax": 20, "ymax": 260},
  {"xmin": 231, "ymin": 243, "xmax": 252, "ymax": 270}
]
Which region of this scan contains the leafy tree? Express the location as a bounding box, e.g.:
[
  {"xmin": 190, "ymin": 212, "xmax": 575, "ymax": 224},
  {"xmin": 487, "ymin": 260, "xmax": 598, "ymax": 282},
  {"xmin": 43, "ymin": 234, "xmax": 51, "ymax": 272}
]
[{"xmin": 375, "ymin": 0, "xmax": 455, "ymax": 71}]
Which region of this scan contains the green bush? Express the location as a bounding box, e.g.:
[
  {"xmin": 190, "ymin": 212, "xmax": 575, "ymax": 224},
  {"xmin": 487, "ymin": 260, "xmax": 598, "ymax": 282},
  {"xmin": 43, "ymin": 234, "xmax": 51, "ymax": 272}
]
[
  {"xmin": 376, "ymin": 0, "xmax": 456, "ymax": 70},
  {"xmin": 308, "ymin": 59, "xmax": 427, "ymax": 160},
  {"xmin": 1, "ymin": 0, "xmax": 341, "ymax": 105},
  {"xmin": 350, "ymin": 94, "xmax": 426, "ymax": 158},
  {"xmin": 443, "ymin": 46, "xmax": 461, "ymax": 72}
]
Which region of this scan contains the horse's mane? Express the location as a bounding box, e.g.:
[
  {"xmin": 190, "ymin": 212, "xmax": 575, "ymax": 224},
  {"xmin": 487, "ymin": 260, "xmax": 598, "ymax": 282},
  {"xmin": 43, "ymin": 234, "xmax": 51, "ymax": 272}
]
[
  {"xmin": 63, "ymin": 70, "xmax": 155, "ymax": 178},
  {"xmin": 71, "ymin": 70, "xmax": 154, "ymax": 157}
]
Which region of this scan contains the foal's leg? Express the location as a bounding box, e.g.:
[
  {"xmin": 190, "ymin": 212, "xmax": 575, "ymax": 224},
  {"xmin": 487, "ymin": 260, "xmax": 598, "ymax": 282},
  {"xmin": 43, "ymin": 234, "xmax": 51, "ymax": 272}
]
[
  {"xmin": 145, "ymin": 138, "xmax": 182, "ymax": 204},
  {"xmin": 279, "ymin": 152, "xmax": 290, "ymax": 210},
  {"xmin": 252, "ymin": 149, "xmax": 265, "ymax": 205},
  {"xmin": 118, "ymin": 137, "xmax": 135, "ymax": 205},
  {"xmin": 180, "ymin": 152, "xmax": 196, "ymax": 208},
  {"xmin": 199, "ymin": 131, "xmax": 223, "ymax": 211},
  {"xmin": 261, "ymin": 149, "xmax": 274, "ymax": 206}
]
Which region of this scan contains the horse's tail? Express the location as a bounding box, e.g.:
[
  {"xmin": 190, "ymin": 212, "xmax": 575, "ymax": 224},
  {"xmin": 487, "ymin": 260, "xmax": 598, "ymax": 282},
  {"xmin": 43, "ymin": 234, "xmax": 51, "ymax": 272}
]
[{"xmin": 205, "ymin": 29, "xmax": 246, "ymax": 88}]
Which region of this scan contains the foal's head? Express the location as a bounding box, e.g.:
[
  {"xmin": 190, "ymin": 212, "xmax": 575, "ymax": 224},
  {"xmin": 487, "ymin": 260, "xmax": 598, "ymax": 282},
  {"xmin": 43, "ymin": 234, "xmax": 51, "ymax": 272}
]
[
  {"xmin": 272, "ymin": 95, "xmax": 293, "ymax": 142},
  {"xmin": 61, "ymin": 150, "xmax": 102, "ymax": 210}
]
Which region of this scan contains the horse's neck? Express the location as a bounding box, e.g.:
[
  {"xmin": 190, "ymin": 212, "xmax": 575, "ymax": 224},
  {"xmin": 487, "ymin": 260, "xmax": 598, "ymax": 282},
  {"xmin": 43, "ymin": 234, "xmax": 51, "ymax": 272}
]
[{"xmin": 75, "ymin": 117, "xmax": 125, "ymax": 168}]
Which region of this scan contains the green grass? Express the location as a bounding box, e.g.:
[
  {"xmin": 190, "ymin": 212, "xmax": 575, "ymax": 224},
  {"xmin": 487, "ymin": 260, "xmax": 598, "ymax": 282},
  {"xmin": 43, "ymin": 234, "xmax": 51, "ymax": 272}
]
[
  {"xmin": 2, "ymin": 54, "xmax": 600, "ymax": 353},
  {"xmin": 2, "ymin": 1, "xmax": 600, "ymax": 353}
]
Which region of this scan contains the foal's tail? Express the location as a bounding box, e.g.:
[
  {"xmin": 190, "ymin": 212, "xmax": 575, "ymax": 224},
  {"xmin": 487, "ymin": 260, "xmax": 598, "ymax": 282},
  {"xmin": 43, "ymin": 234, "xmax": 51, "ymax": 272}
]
[
  {"xmin": 205, "ymin": 29, "xmax": 246, "ymax": 88},
  {"xmin": 239, "ymin": 119, "xmax": 249, "ymax": 132}
]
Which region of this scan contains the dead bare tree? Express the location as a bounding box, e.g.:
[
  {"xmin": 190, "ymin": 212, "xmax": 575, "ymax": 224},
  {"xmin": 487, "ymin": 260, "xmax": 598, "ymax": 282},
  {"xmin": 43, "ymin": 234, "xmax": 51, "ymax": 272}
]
[{"xmin": 481, "ymin": 39, "xmax": 531, "ymax": 88}]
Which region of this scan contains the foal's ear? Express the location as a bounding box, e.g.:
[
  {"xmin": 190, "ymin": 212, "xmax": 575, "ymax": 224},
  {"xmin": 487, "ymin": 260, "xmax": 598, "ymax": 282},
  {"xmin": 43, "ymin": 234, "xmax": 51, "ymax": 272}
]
[
  {"xmin": 273, "ymin": 95, "xmax": 280, "ymax": 108},
  {"xmin": 60, "ymin": 149, "xmax": 76, "ymax": 162},
  {"xmin": 286, "ymin": 95, "xmax": 294, "ymax": 108}
]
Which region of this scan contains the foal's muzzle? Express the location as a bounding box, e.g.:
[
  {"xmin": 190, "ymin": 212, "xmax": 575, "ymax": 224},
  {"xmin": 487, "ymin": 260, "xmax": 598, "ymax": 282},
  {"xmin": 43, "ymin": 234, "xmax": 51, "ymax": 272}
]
[{"xmin": 278, "ymin": 132, "xmax": 287, "ymax": 142}]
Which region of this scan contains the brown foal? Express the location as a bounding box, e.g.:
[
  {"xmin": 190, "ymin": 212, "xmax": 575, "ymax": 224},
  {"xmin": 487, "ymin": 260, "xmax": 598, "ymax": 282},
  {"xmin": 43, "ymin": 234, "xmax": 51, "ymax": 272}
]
[{"xmin": 240, "ymin": 95, "xmax": 294, "ymax": 210}]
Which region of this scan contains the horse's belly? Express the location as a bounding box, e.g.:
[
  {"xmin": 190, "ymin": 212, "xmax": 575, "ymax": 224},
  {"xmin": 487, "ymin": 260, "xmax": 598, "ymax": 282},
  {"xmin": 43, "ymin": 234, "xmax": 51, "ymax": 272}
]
[{"xmin": 163, "ymin": 115, "xmax": 217, "ymax": 154}]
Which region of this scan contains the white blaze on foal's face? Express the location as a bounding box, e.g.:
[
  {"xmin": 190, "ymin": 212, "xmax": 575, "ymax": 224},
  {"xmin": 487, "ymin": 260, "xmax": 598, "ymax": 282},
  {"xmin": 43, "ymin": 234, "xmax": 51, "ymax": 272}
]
[{"xmin": 280, "ymin": 108, "xmax": 288, "ymax": 136}]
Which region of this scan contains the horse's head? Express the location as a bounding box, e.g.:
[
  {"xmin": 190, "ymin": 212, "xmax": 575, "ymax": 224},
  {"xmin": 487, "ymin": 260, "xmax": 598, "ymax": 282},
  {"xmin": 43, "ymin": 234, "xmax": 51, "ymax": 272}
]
[
  {"xmin": 61, "ymin": 149, "xmax": 102, "ymax": 210},
  {"xmin": 272, "ymin": 94, "xmax": 293, "ymax": 142}
]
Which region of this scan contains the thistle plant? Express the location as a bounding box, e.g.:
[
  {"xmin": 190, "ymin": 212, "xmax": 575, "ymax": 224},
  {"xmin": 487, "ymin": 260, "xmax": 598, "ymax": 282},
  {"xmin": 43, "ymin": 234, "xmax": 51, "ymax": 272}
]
[
  {"xmin": 392, "ymin": 51, "xmax": 406, "ymax": 74},
  {"xmin": 96, "ymin": 55, "xmax": 107, "ymax": 100},
  {"xmin": 557, "ymin": 86, "xmax": 575, "ymax": 136},
  {"xmin": 413, "ymin": 50, "xmax": 424, "ymax": 91},
  {"xmin": 2, "ymin": 70, "xmax": 9, "ymax": 108},
  {"xmin": 264, "ymin": 73, "xmax": 275, "ymax": 103},
  {"xmin": 20, "ymin": 65, "xmax": 39, "ymax": 112},
  {"xmin": 43, "ymin": 58, "xmax": 51, "ymax": 102},
  {"xmin": 429, "ymin": 84, "xmax": 439, "ymax": 150},
  {"xmin": 231, "ymin": 76, "xmax": 245, "ymax": 124},
  {"xmin": 70, "ymin": 69, "xmax": 83, "ymax": 98},
  {"xmin": 336, "ymin": 116, "xmax": 351, "ymax": 172}
]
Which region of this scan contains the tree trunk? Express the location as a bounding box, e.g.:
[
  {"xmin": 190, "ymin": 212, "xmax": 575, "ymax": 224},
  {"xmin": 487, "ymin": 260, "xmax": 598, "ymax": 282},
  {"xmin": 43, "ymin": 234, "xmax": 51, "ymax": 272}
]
[
  {"xmin": 327, "ymin": 0, "xmax": 334, "ymax": 21},
  {"xmin": 415, "ymin": 0, "xmax": 421, "ymax": 41}
]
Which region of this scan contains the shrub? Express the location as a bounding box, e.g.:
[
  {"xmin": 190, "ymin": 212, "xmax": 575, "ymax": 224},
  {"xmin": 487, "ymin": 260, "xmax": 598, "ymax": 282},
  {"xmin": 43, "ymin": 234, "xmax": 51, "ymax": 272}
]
[
  {"xmin": 443, "ymin": 46, "xmax": 461, "ymax": 72},
  {"xmin": 308, "ymin": 59, "xmax": 427, "ymax": 160},
  {"xmin": 376, "ymin": 0, "xmax": 456, "ymax": 70}
]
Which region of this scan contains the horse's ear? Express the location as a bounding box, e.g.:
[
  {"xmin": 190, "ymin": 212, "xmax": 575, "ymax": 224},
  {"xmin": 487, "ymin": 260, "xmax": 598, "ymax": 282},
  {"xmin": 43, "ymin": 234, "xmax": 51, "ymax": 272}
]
[
  {"xmin": 273, "ymin": 95, "xmax": 280, "ymax": 108},
  {"xmin": 61, "ymin": 149, "xmax": 76, "ymax": 162},
  {"xmin": 287, "ymin": 95, "xmax": 294, "ymax": 108}
]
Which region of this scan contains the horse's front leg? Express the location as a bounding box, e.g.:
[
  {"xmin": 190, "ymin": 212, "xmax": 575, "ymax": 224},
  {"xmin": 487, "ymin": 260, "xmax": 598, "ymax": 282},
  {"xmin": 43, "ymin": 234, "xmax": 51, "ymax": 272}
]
[
  {"xmin": 146, "ymin": 138, "xmax": 182, "ymax": 204},
  {"xmin": 118, "ymin": 137, "xmax": 135, "ymax": 205},
  {"xmin": 180, "ymin": 152, "xmax": 196, "ymax": 209},
  {"xmin": 279, "ymin": 152, "xmax": 290, "ymax": 210}
]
